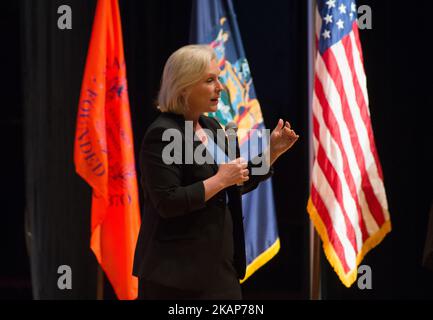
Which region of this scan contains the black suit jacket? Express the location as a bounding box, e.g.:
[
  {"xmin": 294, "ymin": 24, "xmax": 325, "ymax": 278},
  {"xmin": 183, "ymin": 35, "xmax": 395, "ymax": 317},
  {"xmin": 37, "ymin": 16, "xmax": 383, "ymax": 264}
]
[{"xmin": 132, "ymin": 112, "xmax": 273, "ymax": 290}]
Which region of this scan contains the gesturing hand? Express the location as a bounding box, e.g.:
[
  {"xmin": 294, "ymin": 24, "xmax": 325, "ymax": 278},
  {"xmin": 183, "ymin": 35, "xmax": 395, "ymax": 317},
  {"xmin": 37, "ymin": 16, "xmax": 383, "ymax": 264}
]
[{"xmin": 270, "ymin": 119, "xmax": 299, "ymax": 160}]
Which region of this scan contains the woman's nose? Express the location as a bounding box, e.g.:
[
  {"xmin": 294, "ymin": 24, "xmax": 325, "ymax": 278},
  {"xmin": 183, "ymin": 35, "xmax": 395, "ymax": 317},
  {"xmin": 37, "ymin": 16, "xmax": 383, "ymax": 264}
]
[{"xmin": 216, "ymin": 79, "xmax": 223, "ymax": 92}]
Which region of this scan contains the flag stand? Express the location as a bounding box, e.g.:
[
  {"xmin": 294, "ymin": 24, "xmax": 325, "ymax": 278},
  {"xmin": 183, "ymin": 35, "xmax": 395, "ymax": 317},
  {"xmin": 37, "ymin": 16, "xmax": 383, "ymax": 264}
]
[
  {"xmin": 96, "ymin": 265, "xmax": 104, "ymax": 300},
  {"xmin": 310, "ymin": 228, "xmax": 321, "ymax": 299},
  {"xmin": 308, "ymin": 0, "xmax": 321, "ymax": 300}
]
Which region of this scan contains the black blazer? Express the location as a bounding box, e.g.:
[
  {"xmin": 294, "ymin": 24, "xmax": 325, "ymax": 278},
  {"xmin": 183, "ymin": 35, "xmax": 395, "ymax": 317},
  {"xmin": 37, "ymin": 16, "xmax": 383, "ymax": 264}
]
[{"xmin": 132, "ymin": 112, "xmax": 273, "ymax": 290}]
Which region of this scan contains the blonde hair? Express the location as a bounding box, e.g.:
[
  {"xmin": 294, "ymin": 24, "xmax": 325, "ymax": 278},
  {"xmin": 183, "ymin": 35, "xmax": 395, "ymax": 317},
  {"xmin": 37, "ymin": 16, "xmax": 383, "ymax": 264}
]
[{"xmin": 157, "ymin": 44, "xmax": 217, "ymax": 114}]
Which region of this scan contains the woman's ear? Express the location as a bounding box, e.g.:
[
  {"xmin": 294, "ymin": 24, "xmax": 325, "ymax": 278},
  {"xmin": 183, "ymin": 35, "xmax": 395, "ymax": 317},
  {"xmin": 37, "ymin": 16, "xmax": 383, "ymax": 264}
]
[
  {"xmin": 181, "ymin": 88, "xmax": 190, "ymax": 101},
  {"xmin": 179, "ymin": 90, "xmax": 188, "ymax": 105},
  {"xmin": 179, "ymin": 89, "xmax": 186, "ymax": 100}
]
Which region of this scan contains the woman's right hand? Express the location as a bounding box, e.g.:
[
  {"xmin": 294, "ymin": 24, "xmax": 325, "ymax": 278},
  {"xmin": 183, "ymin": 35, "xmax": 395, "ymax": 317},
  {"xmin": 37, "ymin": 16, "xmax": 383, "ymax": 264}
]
[{"xmin": 216, "ymin": 157, "xmax": 249, "ymax": 188}]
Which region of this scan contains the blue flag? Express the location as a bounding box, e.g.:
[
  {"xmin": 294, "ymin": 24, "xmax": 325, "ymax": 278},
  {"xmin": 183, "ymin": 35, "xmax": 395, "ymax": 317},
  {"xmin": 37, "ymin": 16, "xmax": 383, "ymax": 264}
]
[{"xmin": 190, "ymin": 0, "xmax": 279, "ymax": 282}]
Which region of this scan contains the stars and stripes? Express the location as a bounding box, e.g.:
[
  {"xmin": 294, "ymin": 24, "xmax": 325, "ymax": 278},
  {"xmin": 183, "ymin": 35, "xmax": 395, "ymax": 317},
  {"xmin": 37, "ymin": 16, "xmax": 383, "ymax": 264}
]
[
  {"xmin": 308, "ymin": 0, "xmax": 391, "ymax": 287},
  {"xmin": 318, "ymin": 0, "xmax": 357, "ymax": 53}
]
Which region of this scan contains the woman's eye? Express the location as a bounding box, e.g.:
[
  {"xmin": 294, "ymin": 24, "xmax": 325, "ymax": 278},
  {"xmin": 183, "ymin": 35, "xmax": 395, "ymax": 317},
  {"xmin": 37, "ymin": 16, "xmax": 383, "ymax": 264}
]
[{"xmin": 206, "ymin": 78, "xmax": 214, "ymax": 83}]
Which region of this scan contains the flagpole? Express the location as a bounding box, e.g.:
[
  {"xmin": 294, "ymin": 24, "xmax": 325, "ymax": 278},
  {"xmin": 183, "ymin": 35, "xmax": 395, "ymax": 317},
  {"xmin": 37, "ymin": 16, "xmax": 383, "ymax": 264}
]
[
  {"xmin": 96, "ymin": 265, "xmax": 104, "ymax": 300},
  {"xmin": 308, "ymin": 0, "xmax": 321, "ymax": 300}
]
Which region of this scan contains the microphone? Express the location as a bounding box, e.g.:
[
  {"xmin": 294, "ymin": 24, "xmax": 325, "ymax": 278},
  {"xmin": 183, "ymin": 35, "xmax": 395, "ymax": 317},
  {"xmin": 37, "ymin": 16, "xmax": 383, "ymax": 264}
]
[
  {"xmin": 225, "ymin": 121, "xmax": 240, "ymax": 161},
  {"xmin": 225, "ymin": 121, "xmax": 244, "ymax": 187}
]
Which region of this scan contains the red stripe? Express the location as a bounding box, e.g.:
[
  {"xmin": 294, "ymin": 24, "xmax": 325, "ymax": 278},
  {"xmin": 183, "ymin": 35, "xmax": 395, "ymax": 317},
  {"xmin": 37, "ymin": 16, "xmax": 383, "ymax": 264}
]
[
  {"xmin": 314, "ymin": 77, "xmax": 369, "ymax": 241},
  {"xmin": 311, "ymin": 185, "xmax": 351, "ymax": 274},
  {"xmin": 313, "ymin": 115, "xmax": 359, "ymax": 253},
  {"xmin": 343, "ymin": 32, "xmax": 384, "ymax": 180},
  {"xmin": 322, "ymin": 48, "xmax": 385, "ymax": 227}
]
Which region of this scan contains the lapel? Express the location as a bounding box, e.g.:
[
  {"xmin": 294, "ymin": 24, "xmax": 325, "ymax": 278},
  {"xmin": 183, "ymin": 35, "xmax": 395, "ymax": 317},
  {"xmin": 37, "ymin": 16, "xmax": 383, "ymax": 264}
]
[{"xmin": 198, "ymin": 115, "xmax": 228, "ymax": 175}]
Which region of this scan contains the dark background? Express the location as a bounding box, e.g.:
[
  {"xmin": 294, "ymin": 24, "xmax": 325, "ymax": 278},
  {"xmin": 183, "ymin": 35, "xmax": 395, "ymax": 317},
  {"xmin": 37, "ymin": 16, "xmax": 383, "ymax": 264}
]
[{"xmin": 1, "ymin": 0, "xmax": 432, "ymax": 299}]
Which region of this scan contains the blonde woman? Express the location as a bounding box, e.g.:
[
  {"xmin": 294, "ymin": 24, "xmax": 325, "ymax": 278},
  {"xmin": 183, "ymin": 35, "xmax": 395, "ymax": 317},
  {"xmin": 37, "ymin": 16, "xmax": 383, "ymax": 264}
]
[{"xmin": 133, "ymin": 44, "xmax": 298, "ymax": 299}]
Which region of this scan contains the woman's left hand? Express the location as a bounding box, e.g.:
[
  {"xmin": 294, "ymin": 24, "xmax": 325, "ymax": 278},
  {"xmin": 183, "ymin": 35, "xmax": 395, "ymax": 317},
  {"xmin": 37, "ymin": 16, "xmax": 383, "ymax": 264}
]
[{"xmin": 270, "ymin": 119, "xmax": 299, "ymax": 161}]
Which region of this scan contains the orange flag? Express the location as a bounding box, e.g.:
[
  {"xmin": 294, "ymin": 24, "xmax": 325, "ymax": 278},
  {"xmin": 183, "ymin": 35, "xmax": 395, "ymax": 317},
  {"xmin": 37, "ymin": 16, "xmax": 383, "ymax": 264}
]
[{"xmin": 74, "ymin": 0, "xmax": 141, "ymax": 300}]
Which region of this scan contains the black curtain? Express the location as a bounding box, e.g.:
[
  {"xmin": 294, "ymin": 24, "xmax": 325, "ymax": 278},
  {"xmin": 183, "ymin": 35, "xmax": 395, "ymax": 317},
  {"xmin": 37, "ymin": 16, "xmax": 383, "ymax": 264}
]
[
  {"xmin": 21, "ymin": 0, "xmax": 98, "ymax": 299},
  {"xmin": 1, "ymin": 0, "xmax": 29, "ymax": 300}
]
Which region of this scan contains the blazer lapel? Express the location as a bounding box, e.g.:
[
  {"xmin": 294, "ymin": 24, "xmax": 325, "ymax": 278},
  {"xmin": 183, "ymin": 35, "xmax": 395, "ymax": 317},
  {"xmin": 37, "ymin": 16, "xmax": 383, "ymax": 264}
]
[{"xmin": 199, "ymin": 115, "xmax": 228, "ymax": 174}]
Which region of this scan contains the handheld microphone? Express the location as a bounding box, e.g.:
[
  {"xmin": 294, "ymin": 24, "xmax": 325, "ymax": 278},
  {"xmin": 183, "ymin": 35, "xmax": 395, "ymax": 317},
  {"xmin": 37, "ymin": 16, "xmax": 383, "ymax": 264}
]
[
  {"xmin": 225, "ymin": 121, "xmax": 244, "ymax": 186},
  {"xmin": 225, "ymin": 121, "xmax": 240, "ymax": 161}
]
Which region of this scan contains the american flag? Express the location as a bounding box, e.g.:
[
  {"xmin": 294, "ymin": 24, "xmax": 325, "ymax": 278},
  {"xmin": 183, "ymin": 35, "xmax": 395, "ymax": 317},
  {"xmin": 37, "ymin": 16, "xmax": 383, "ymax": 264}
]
[{"xmin": 307, "ymin": 0, "xmax": 391, "ymax": 287}]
